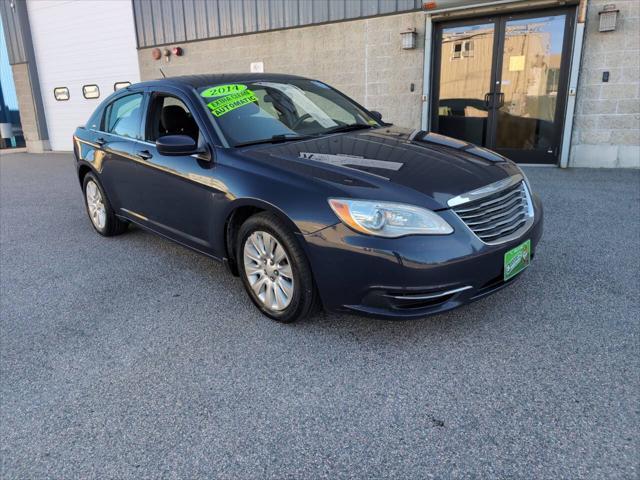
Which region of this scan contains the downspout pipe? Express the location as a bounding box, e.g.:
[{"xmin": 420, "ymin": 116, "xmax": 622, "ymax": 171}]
[{"xmin": 560, "ymin": 0, "xmax": 587, "ymax": 168}]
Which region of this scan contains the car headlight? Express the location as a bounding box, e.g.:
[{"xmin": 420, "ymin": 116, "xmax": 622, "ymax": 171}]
[{"xmin": 328, "ymin": 198, "xmax": 453, "ymax": 238}]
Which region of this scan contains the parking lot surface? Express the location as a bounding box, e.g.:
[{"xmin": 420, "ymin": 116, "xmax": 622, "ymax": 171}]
[{"xmin": 1, "ymin": 152, "xmax": 638, "ymax": 479}]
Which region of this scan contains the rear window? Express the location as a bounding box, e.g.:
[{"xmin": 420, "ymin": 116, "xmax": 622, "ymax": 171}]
[{"xmin": 104, "ymin": 93, "xmax": 143, "ymax": 139}]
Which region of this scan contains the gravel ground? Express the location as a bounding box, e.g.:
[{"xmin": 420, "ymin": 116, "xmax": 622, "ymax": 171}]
[{"xmin": 1, "ymin": 152, "xmax": 638, "ymax": 479}]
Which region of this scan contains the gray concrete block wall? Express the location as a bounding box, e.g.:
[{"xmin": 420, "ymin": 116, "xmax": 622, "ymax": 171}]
[
  {"xmin": 11, "ymin": 63, "xmax": 49, "ymax": 153},
  {"xmin": 137, "ymin": 4, "xmax": 639, "ymax": 168},
  {"xmin": 138, "ymin": 12, "xmax": 425, "ymax": 129},
  {"xmin": 571, "ymin": 0, "xmax": 640, "ymax": 167}
]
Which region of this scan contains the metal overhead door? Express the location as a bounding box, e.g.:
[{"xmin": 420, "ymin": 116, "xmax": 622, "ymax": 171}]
[{"xmin": 27, "ymin": 0, "xmax": 140, "ymax": 151}]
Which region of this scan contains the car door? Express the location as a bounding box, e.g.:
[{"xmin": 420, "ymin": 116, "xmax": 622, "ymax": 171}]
[
  {"xmin": 95, "ymin": 92, "xmax": 146, "ymax": 212},
  {"xmin": 128, "ymin": 89, "xmax": 220, "ymax": 254}
]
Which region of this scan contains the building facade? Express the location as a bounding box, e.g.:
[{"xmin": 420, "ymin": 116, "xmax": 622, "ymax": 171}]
[{"xmin": 1, "ymin": 0, "xmax": 638, "ymax": 167}]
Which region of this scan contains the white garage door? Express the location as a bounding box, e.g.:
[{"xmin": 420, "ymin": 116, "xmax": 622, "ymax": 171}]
[{"xmin": 27, "ymin": 0, "xmax": 140, "ymax": 151}]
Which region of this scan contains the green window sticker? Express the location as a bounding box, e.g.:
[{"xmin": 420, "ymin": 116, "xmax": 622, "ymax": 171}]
[
  {"xmin": 200, "ymin": 84, "xmax": 247, "ymax": 98},
  {"xmin": 207, "ymin": 90, "xmax": 258, "ymax": 117}
]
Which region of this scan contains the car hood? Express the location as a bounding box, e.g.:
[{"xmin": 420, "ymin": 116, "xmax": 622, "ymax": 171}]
[{"xmin": 241, "ymin": 126, "xmax": 522, "ymax": 209}]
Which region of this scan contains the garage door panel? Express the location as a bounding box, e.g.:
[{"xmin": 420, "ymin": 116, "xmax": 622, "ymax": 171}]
[{"xmin": 27, "ymin": 0, "xmax": 140, "ymax": 151}]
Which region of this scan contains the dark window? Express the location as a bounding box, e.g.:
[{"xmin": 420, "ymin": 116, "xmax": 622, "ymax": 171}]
[
  {"xmin": 453, "ymin": 40, "xmax": 473, "ymax": 59},
  {"xmin": 463, "ymin": 40, "xmax": 474, "ymax": 57},
  {"xmin": 54, "ymin": 87, "xmax": 69, "ymax": 101},
  {"xmin": 83, "ymin": 84, "xmax": 100, "ymax": 99},
  {"xmin": 104, "ymin": 93, "xmax": 143, "ymax": 139},
  {"xmin": 546, "ymin": 68, "xmax": 560, "ymax": 94},
  {"xmin": 146, "ymin": 95, "xmax": 200, "ymax": 143},
  {"xmin": 114, "ymin": 81, "xmax": 131, "ymax": 91}
]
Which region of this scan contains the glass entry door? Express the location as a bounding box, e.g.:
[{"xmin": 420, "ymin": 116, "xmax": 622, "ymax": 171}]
[
  {"xmin": 434, "ymin": 22, "xmax": 497, "ymax": 148},
  {"xmin": 431, "ymin": 9, "xmax": 574, "ymax": 164}
]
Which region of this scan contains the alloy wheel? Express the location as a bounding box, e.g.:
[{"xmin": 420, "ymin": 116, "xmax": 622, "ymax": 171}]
[
  {"xmin": 243, "ymin": 231, "xmax": 294, "ymax": 311},
  {"xmin": 85, "ymin": 180, "xmax": 106, "ymax": 230}
]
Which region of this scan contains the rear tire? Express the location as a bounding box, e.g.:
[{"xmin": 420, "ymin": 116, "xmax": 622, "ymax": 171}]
[
  {"xmin": 82, "ymin": 172, "xmax": 128, "ymax": 237},
  {"xmin": 237, "ymin": 212, "xmax": 318, "ymax": 323}
]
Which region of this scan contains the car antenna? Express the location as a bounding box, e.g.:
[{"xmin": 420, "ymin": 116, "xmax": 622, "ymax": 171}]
[{"xmin": 159, "ymin": 68, "xmax": 166, "ymax": 78}]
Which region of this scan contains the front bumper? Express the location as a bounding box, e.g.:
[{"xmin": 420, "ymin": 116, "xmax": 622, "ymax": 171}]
[{"xmin": 302, "ymin": 193, "xmax": 544, "ymax": 319}]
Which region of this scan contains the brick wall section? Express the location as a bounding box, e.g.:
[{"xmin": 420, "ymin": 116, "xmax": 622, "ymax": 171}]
[
  {"xmin": 138, "ymin": 12, "xmax": 425, "ymax": 129},
  {"xmin": 572, "ymin": 0, "xmax": 640, "ymax": 167}
]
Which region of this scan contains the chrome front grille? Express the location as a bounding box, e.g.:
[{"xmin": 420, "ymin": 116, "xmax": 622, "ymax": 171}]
[{"xmin": 450, "ymin": 176, "xmax": 534, "ymax": 245}]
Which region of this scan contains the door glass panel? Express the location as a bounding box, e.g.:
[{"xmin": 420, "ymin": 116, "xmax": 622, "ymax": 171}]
[
  {"xmin": 495, "ymin": 15, "xmax": 567, "ymax": 152},
  {"xmin": 436, "ymin": 23, "xmax": 495, "ymax": 146},
  {"xmin": 146, "ymin": 96, "xmax": 200, "ymax": 143},
  {"xmin": 105, "ymin": 93, "xmax": 143, "ymax": 139}
]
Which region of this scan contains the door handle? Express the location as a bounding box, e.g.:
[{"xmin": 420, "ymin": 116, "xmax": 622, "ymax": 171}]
[
  {"xmin": 96, "ymin": 137, "xmax": 106, "ymax": 147},
  {"xmin": 137, "ymin": 150, "xmax": 153, "ymax": 160},
  {"xmin": 496, "ymin": 92, "xmax": 505, "ymax": 109},
  {"xmin": 484, "ymin": 92, "xmax": 493, "ymax": 109}
]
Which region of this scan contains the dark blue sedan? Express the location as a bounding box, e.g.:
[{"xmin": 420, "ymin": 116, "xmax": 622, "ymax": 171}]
[{"xmin": 73, "ymin": 74, "xmax": 543, "ymax": 322}]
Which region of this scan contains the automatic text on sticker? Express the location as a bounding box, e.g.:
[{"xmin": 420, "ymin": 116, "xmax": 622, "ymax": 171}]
[{"xmin": 207, "ymin": 90, "xmax": 257, "ymax": 117}]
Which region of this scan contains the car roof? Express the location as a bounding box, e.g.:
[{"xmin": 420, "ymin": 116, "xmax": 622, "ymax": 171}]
[{"xmin": 133, "ymin": 73, "xmax": 313, "ymax": 91}]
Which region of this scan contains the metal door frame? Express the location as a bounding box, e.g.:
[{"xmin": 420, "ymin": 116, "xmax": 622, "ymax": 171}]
[
  {"xmin": 430, "ymin": 15, "xmax": 502, "ymax": 148},
  {"xmin": 426, "ymin": 5, "xmax": 577, "ymax": 165}
]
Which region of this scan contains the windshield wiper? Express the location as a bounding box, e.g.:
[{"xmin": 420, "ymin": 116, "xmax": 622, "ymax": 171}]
[
  {"xmin": 233, "ymin": 124, "xmax": 374, "ymax": 147},
  {"xmin": 234, "ymin": 134, "xmax": 310, "ymax": 148},
  {"xmin": 321, "ymin": 123, "xmax": 375, "ymax": 135}
]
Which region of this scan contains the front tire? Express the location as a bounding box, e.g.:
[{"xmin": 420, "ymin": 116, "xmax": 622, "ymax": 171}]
[
  {"xmin": 237, "ymin": 212, "xmax": 317, "ymax": 323},
  {"xmin": 82, "ymin": 173, "xmax": 128, "ymax": 236}
]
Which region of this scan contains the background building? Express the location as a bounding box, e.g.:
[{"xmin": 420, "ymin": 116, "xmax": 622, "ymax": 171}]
[{"xmin": 1, "ymin": 0, "xmax": 638, "ymax": 167}]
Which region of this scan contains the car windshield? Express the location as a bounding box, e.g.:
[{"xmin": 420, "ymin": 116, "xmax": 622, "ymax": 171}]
[{"xmin": 196, "ymin": 79, "xmax": 381, "ymax": 146}]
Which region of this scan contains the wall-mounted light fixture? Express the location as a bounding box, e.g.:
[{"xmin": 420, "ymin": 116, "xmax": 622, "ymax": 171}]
[
  {"xmin": 599, "ymin": 4, "xmax": 619, "ymax": 32},
  {"xmin": 401, "ymin": 27, "xmax": 417, "ymax": 50}
]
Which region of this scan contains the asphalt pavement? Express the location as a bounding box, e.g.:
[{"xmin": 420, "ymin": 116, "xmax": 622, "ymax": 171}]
[{"xmin": 1, "ymin": 152, "xmax": 638, "ymax": 479}]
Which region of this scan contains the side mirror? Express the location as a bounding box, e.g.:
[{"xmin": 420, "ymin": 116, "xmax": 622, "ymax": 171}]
[
  {"xmin": 370, "ymin": 110, "xmax": 383, "ymax": 122},
  {"xmin": 156, "ymin": 135, "xmax": 197, "ymax": 156}
]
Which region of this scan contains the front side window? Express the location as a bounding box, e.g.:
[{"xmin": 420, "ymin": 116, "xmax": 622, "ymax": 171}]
[
  {"xmin": 145, "ymin": 95, "xmax": 200, "ymax": 143},
  {"xmin": 104, "ymin": 93, "xmax": 143, "ymax": 139},
  {"xmin": 196, "ymin": 80, "xmax": 379, "ymax": 146}
]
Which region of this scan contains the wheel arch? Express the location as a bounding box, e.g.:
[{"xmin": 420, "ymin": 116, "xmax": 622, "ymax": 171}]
[
  {"xmin": 223, "ymin": 199, "xmax": 305, "ymax": 276},
  {"xmin": 77, "ymin": 162, "xmax": 95, "ymax": 186}
]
